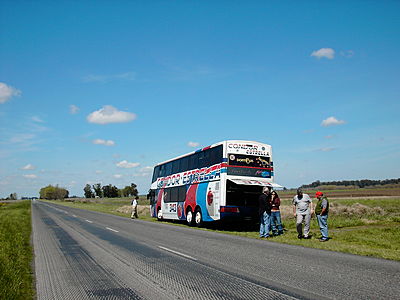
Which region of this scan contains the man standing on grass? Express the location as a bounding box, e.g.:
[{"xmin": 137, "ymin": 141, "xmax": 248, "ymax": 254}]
[
  {"xmin": 292, "ymin": 188, "xmax": 313, "ymax": 239},
  {"xmin": 315, "ymin": 191, "xmax": 329, "ymax": 242},
  {"xmin": 131, "ymin": 196, "xmax": 138, "ymax": 219},
  {"xmin": 258, "ymin": 186, "xmax": 272, "ymax": 238}
]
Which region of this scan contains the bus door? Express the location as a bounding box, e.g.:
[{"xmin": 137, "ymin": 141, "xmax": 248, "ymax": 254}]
[{"xmin": 226, "ymin": 180, "xmax": 262, "ymax": 220}]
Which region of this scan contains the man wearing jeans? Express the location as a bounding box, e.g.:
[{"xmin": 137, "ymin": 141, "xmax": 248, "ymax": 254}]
[
  {"xmin": 292, "ymin": 188, "xmax": 313, "ymax": 239},
  {"xmin": 258, "ymin": 186, "xmax": 272, "ymax": 238},
  {"xmin": 315, "ymin": 191, "xmax": 329, "ymax": 242}
]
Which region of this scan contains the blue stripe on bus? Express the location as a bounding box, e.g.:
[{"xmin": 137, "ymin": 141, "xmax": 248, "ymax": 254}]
[{"xmin": 196, "ymin": 182, "xmax": 213, "ymax": 222}]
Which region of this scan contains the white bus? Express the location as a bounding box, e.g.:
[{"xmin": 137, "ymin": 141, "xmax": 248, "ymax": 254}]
[{"xmin": 148, "ymin": 140, "xmax": 282, "ymax": 226}]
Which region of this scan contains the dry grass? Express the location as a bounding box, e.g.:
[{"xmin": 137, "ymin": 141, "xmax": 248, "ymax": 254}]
[{"xmin": 115, "ymin": 205, "xmax": 150, "ymax": 216}]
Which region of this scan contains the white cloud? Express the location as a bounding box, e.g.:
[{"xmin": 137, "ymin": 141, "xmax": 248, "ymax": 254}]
[
  {"xmin": 116, "ymin": 160, "xmax": 140, "ymax": 168},
  {"xmin": 140, "ymin": 166, "xmax": 153, "ymax": 173},
  {"xmin": 87, "ymin": 105, "xmax": 136, "ymax": 124},
  {"xmin": 23, "ymin": 174, "xmax": 37, "ymax": 179},
  {"xmin": 95, "ymin": 170, "xmax": 103, "ymax": 174},
  {"xmin": 92, "ymin": 139, "xmax": 115, "ymax": 146},
  {"xmin": 10, "ymin": 133, "xmax": 36, "ymax": 144},
  {"xmin": 318, "ymin": 147, "xmax": 336, "ymax": 152},
  {"xmin": 0, "ymin": 82, "xmax": 21, "ymax": 104},
  {"xmin": 321, "ymin": 116, "xmax": 346, "ymax": 127},
  {"xmin": 82, "ymin": 72, "xmax": 136, "ymax": 83},
  {"xmin": 188, "ymin": 141, "xmax": 200, "ymax": 148},
  {"xmin": 113, "ymin": 174, "xmax": 123, "ymax": 179},
  {"xmin": 340, "ymin": 50, "xmax": 354, "ymax": 58},
  {"xmin": 31, "ymin": 116, "xmax": 44, "ymax": 123},
  {"xmin": 133, "ymin": 166, "xmax": 154, "ymax": 177},
  {"xmin": 311, "ymin": 48, "xmax": 335, "ymax": 59},
  {"xmin": 69, "ymin": 105, "xmax": 79, "ymax": 114},
  {"xmin": 21, "ymin": 164, "xmax": 35, "ymax": 170}
]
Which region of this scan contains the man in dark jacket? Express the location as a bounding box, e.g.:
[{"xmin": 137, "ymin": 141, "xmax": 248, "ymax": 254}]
[
  {"xmin": 315, "ymin": 191, "xmax": 329, "ymax": 242},
  {"xmin": 258, "ymin": 186, "xmax": 272, "ymax": 238}
]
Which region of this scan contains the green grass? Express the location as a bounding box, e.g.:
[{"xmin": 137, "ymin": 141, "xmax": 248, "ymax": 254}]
[
  {"xmin": 0, "ymin": 201, "xmax": 34, "ymax": 300},
  {"xmin": 46, "ymin": 196, "xmax": 400, "ymax": 261}
]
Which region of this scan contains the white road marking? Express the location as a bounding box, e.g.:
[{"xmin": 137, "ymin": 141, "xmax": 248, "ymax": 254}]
[
  {"xmin": 158, "ymin": 246, "xmax": 197, "ymax": 261},
  {"xmin": 106, "ymin": 227, "xmax": 119, "ymax": 233},
  {"xmin": 85, "ymin": 219, "xmax": 93, "ymax": 223}
]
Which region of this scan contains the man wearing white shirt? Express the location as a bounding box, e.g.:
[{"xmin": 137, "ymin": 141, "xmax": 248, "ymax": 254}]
[{"xmin": 292, "ymin": 188, "xmax": 313, "ymax": 239}]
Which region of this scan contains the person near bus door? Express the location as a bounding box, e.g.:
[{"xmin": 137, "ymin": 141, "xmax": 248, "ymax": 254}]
[
  {"xmin": 292, "ymin": 188, "xmax": 313, "ymax": 239},
  {"xmin": 270, "ymin": 191, "xmax": 284, "ymax": 235},
  {"xmin": 131, "ymin": 196, "xmax": 139, "ymax": 219},
  {"xmin": 258, "ymin": 186, "xmax": 272, "ymax": 238}
]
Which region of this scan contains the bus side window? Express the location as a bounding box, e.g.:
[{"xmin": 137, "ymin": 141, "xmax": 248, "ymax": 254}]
[
  {"xmin": 210, "ymin": 145, "xmax": 223, "ymax": 165},
  {"xmin": 159, "ymin": 164, "xmax": 165, "ymax": 177},
  {"xmin": 198, "ymin": 150, "xmax": 210, "ymax": 168},
  {"xmin": 165, "ymin": 162, "xmax": 172, "ymax": 176},
  {"xmin": 180, "ymin": 156, "xmax": 189, "ymax": 173},
  {"xmin": 178, "ymin": 186, "xmax": 187, "ymax": 202},
  {"xmin": 170, "ymin": 187, "xmax": 178, "ymax": 202},
  {"xmin": 189, "ymin": 153, "xmax": 199, "ymax": 170},
  {"xmin": 172, "ymin": 159, "xmax": 180, "ymax": 174},
  {"xmin": 164, "ymin": 188, "xmax": 171, "ymax": 203},
  {"xmin": 152, "ymin": 166, "xmax": 159, "ymax": 182}
]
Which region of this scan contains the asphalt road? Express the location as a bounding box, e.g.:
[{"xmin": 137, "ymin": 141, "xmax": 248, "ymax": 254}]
[{"xmin": 32, "ymin": 200, "xmax": 400, "ymax": 300}]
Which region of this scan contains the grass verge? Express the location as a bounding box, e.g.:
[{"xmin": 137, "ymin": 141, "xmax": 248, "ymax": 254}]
[{"xmin": 0, "ymin": 201, "xmax": 34, "ymax": 300}]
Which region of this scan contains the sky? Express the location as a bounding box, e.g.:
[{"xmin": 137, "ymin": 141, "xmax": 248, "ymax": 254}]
[{"xmin": 1, "ymin": 1, "xmax": 399, "ymax": 198}]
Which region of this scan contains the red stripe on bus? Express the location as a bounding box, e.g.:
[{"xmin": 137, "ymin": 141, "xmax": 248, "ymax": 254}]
[{"xmin": 225, "ymin": 165, "xmax": 273, "ymax": 171}]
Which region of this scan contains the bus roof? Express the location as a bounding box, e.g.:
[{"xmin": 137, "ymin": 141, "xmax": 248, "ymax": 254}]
[{"xmin": 154, "ymin": 140, "xmax": 271, "ymax": 167}]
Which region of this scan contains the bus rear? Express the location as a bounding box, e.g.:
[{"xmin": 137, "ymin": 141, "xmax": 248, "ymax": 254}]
[{"xmin": 220, "ymin": 140, "xmax": 278, "ymax": 221}]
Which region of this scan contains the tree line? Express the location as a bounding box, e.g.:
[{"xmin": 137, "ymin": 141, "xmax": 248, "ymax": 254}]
[
  {"xmin": 83, "ymin": 183, "xmax": 138, "ymax": 198},
  {"xmin": 301, "ymin": 178, "xmax": 400, "ymax": 189}
]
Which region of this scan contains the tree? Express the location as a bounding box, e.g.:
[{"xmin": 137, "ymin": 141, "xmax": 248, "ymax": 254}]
[
  {"xmin": 8, "ymin": 193, "xmax": 17, "ymax": 200},
  {"xmin": 102, "ymin": 184, "xmax": 119, "ymax": 198},
  {"xmin": 93, "ymin": 183, "xmax": 103, "ymax": 198},
  {"xmin": 84, "ymin": 184, "xmax": 94, "ymax": 198},
  {"xmin": 39, "ymin": 185, "xmax": 69, "ymax": 200},
  {"xmin": 121, "ymin": 183, "xmax": 138, "ymax": 197}
]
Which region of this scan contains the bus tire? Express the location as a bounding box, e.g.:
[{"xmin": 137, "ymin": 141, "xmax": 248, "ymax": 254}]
[
  {"xmin": 195, "ymin": 208, "xmax": 203, "ymax": 227},
  {"xmin": 157, "ymin": 207, "xmax": 163, "ymax": 221},
  {"xmin": 186, "ymin": 208, "xmax": 194, "ymax": 226}
]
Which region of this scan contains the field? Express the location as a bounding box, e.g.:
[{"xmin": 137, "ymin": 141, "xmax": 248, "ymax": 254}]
[
  {"xmin": 0, "ymin": 201, "xmax": 34, "ymax": 300},
  {"xmin": 46, "ymin": 187, "xmax": 400, "ymax": 261}
]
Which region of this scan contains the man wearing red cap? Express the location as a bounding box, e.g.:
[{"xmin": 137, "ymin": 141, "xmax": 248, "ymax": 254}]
[{"xmin": 315, "ymin": 191, "xmax": 329, "ymax": 242}]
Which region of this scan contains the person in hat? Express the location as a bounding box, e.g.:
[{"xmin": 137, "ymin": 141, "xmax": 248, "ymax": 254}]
[
  {"xmin": 292, "ymin": 188, "xmax": 313, "ymax": 239},
  {"xmin": 258, "ymin": 186, "xmax": 272, "ymax": 238},
  {"xmin": 315, "ymin": 191, "xmax": 329, "ymax": 242}
]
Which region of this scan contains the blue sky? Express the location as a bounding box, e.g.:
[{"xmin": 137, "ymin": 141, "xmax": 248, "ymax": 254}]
[{"xmin": 1, "ymin": 1, "xmax": 399, "ymax": 197}]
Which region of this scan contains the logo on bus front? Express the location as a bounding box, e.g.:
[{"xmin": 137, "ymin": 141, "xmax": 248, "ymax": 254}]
[{"xmin": 227, "ymin": 143, "xmax": 269, "ymax": 156}]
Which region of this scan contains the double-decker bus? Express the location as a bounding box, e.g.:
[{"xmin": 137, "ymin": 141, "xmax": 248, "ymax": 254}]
[{"xmin": 148, "ymin": 140, "xmax": 282, "ymax": 226}]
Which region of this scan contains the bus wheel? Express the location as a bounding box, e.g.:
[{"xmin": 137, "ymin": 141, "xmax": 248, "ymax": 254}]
[
  {"xmin": 157, "ymin": 208, "xmax": 163, "ymax": 221},
  {"xmin": 195, "ymin": 208, "xmax": 203, "ymax": 227},
  {"xmin": 186, "ymin": 209, "xmax": 194, "ymax": 226}
]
